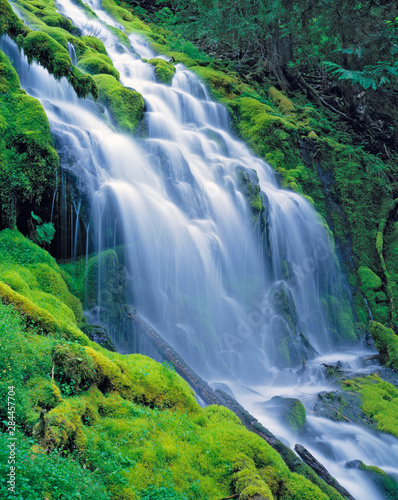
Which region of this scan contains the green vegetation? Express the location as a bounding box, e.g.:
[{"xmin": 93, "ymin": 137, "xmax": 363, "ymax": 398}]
[
  {"xmin": 94, "ymin": 74, "xmax": 145, "ymax": 134},
  {"xmin": 0, "ymin": 231, "xmax": 336, "ymax": 499},
  {"xmin": 148, "ymin": 57, "xmax": 175, "ymax": 84},
  {"xmin": 369, "ymin": 321, "xmax": 398, "ymax": 370},
  {"xmin": 0, "ymin": 50, "xmax": 58, "ymax": 228},
  {"xmin": 341, "ymin": 374, "xmax": 398, "ymax": 438},
  {"xmin": 356, "ymin": 462, "xmax": 398, "ymax": 500}
]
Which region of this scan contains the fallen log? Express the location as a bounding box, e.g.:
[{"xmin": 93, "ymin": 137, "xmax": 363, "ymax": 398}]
[{"xmin": 294, "ymin": 444, "xmax": 355, "ymax": 500}]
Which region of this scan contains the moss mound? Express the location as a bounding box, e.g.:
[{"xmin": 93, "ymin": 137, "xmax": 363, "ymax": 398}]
[
  {"xmin": 94, "ymin": 74, "xmax": 145, "ymax": 134},
  {"xmin": 342, "ymin": 374, "xmax": 398, "ymax": 438},
  {"xmin": 77, "ymin": 54, "xmax": 120, "ymax": 80},
  {"xmin": 148, "ymin": 57, "xmax": 176, "ymax": 84}
]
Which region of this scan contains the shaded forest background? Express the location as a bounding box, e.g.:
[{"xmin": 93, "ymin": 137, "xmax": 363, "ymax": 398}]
[{"xmin": 128, "ymin": 0, "xmax": 398, "ymax": 161}]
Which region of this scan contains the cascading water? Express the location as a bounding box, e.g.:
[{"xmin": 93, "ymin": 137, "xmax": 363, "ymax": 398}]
[{"xmin": 2, "ymin": 0, "xmax": 398, "ymax": 497}]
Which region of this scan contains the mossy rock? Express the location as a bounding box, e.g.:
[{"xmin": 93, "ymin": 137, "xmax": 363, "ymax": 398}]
[
  {"xmin": 94, "ymin": 74, "xmax": 145, "ymax": 134},
  {"xmin": 262, "ymin": 397, "xmax": 306, "ymax": 433},
  {"xmin": 23, "ymin": 31, "xmax": 71, "ymax": 79},
  {"xmin": 369, "ymin": 321, "xmax": 398, "ymax": 369},
  {"xmin": 358, "ymin": 266, "xmax": 382, "ymax": 291},
  {"xmin": 237, "ymin": 167, "xmax": 266, "ymax": 229},
  {"xmin": 148, "ymin": 58, "xmax": 176, "ymax": 84},
  {"xmin": 81, "ymin": 35, "xmax": 107, "ymax": 54},
  {"xmin": 77, "ymin": 55, "xmax": 120, "ymax": 79},
  {"xmin": 346, "ymin": 460, "xmax": 398, "ymax": 499},
  {"xmin": 342, "ymin": 374, "xmax": 398, "ymax": 438},
  {"xmin": 325, "ymin": 295, "xmax": 356, "ymax": 342}
]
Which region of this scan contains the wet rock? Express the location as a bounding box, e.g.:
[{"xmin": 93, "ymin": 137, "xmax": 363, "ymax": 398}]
[
  {"xmin": 261, "ymin": 396, "xmax": 306, "ymax": 433},
  {"xmin": 313, "ymin": 390, "xmax": 376, "ymax": 429}
]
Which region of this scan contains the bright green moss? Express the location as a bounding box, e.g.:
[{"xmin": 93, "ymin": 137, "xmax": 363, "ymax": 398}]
[
  {"xmin": 77, "ymin": 54, "xmax": 120, "ymax": 79},
  {"xmin": 94, "ymin": 74, "xmax": 145, "ymax": 134},
  {"xmin": 23, "ymin": 31, "xmax": 71, "ymax": 79},
  {"xmin": 0, "ymin": 0, "xmax": 27, "ymax": 38},
  {"xmin": 148, "ymin": 58, "xmax": 176, "ymax": 84},
  {"xmin": 189, "ymin": 65, "xmax": 245, "ymax": 99},
  {"xmin": 81, "ymin": 35, "xmax": 107, "ymax": 54},
  {"xmin": 268, "ymin": 86, "xmax": 296, "ymax": 115},
  {"xmin": 342, "ymin": 374, "xmax": 398, "ymax": 438}
]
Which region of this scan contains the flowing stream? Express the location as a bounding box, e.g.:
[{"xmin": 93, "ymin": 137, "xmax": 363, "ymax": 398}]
[{"xmin": 2, "ymin": 0, "xmax": 398, "ymax": 497}]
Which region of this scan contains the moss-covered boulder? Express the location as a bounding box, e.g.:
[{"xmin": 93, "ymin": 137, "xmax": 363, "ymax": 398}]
[
  {"xmin": 262, "ymin": 396, "xmax": 307, "ymax": 433},
  {"xmin": 268, "ymin": 87, "xmax": 296, "ymax": 115},
  {"xmin": 93, "ymin": 74, "xmax": 145, "ymax": 134},
  {"xmin": 148, "ymin": 57, "xmax": 175, "ymax": 84},
  {"xmin": 77, "ymin": 54, "xmax": 120, "ymax": 80}
]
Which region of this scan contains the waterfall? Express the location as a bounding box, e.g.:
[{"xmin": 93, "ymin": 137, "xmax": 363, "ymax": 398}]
[{"xmin": 2, "ymin": 0, "xmax": 398, "ymax": 497}]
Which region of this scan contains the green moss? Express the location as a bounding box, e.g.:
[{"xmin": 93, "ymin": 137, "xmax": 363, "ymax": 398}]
[
  {"xmin": 325, "ymin": 296, "xmax": 356, "ymax": 342},
  {"xmin": 285, "ymin": 399, "xmax": 306, "ymax": 433},
  {"xmin": 232, "ymin": 458, "xmax": 274, "ymax": 499},
  {"xmin": 369, "ymin": 321, "xmax": 398, "ymax": 369},
  {"xmin": 358, "ymin": 462, "xmax": 398, "ymax": 500},
  {"xmin": 358, "ymin": 266, "xmax": 382, "ymax": 290},
  {"xmin": 81, "ymin": 35, "xmax": 107, "ymax": 54},
  {"xmin": 23, "ymin": 30, "xmax": 71, "ymax": 79},
  {"xmin": 77, "ymin": 55, "xmax": 120, "ymax": 79},
  {"xmin": 342, "ymin": 374, "xmax": 398, "ymax": 438},
  {"xmin": 268, "ymin": 87, "xmax": 296, "ymax": 114},
  {"xmin": 237, "ymin": 168, "xmax": 266, "ymax": 229},
  {"xmin": 148, "ymin": 58, "xmax": 176, "ymax": 84},
  {"xmin": 93, "ymin": 74, "xmax": 145, "ymax": 134}
]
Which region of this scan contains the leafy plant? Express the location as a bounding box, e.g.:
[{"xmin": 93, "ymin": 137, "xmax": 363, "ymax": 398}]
[
  {"xmin": 31, "ymin": 211, "xmax": 56, "ymax": 245},
  {"xmin": 322, "ymin": 60, "xmax": 398, "ymax": 90}
]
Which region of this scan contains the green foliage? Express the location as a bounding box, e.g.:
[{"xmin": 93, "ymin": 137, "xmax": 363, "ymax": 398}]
[
  {"xmin": 0, "ymin": 432, "xmax": 111, "ymax": 499},
  {"xmin": 0, "ymin": 229, "xmax": 332, "ymax": 499},
  {"xmin": 322, "ymin": 60, "xmax": 398, "ymax": 90}
]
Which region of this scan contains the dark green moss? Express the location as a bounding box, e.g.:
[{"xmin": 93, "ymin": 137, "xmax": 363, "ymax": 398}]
[{"xmin": 369, "ymin": 321, "xmax": 398, "ymax": 369}]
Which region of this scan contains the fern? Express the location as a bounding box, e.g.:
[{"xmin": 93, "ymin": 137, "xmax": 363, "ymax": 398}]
[{"xmin": 322, "ymin": 60, "xmax": 398, "ymax": 90}]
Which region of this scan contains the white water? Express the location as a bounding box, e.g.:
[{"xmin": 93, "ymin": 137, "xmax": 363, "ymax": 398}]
[{"xmin": 2, "ymin": 0, "xmax": 398, "ymax": 497}]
